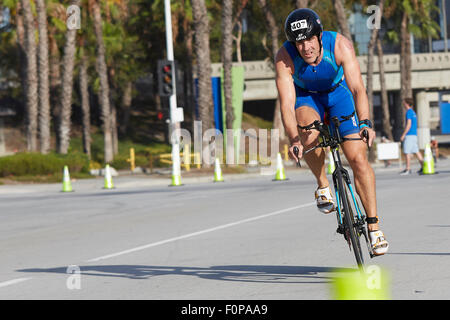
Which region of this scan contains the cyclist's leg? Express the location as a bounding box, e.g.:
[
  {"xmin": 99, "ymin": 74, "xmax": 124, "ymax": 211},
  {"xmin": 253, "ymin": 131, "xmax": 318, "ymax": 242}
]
[
  {"xmin": 327, "ymin": 82, "xmax": 378, "ymax": 231},
  {"xmin": 294, "ymin": 93, "xmax": 328, "ymax": 189},
  {"xmin": 340, "ymin": 135, "xmax": 378, "ymax": 230}
]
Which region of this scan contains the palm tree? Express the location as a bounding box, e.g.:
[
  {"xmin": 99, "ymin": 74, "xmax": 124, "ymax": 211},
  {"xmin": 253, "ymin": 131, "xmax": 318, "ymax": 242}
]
[
  {"xmin": 58, "ymin": 0, "xmax": 80, "ymax": 154},
  {"xmin": 120, "ymin": 81, "xmax": 132, "ymax": 136},
  {"xmin": 400, "ymin": 10, "xmax": 412, "ymax": 107},
  {"xmin": 333, "ymin": 0, "xmax": 352, "ymax": 41},
  {"xmin": 191, "ymin": 0, "xmax": 214, "ymax": 133},
  {"xmin": 386, "ymin": 0, "xmax": 439, "ymax": 139},
  {"xmin": 21, "ymin": 0, "xmax": 39, "ymax": 152},
  {"xmin": 47, "ymin": 1, "xmax": 66, "ymax": 150},
  {"xmin": 222, "ymin": 0, "xmax": 234, "ymax": 134},
  {"xmin": 366, "ymin": 0, "xmax": 385, "ymax": 127},
  {"xmin": 79, "ymin": 45, "xmax": 91, "ymax": 158},
  {"xmin": 14, "ymin": 1, "xmax": 27, "ymax": 105},
  {"xmin": 36, "ymin": 0, "xmax": 51, "ymax": 154},
  {"xmin": 231, "ymin": 0, "xmax": 249, "ymax": 63},
  {"xmin": 376, "ymin": 37, "xmax": 393, "ymax": 140},
  {"xmin": 256, "ymin": 0, "xmax": 285, "ymax": 140},
  {"xmin": 296, "ymin": 0, "xmax": 319, "ymax": 8},
  {"xmin": 89, "ymin": 0, "xmax": 114, "ymax": 163}
]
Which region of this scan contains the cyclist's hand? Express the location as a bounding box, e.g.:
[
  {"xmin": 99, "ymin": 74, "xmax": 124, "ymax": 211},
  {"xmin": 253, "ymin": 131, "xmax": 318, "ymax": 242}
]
[
  {"xmin": 360, "ymin": 127, "xmax": 376, "ymax": 147},
  {"xmin": 289, "ymin": 142, "xmax": 303, "ymax": 162}
]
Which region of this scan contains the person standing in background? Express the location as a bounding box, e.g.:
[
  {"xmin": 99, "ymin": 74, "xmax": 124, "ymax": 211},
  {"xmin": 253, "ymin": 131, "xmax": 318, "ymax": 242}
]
[{"xmin": 399, "ymin": 98, "xmax": 424, "ymax": 175}]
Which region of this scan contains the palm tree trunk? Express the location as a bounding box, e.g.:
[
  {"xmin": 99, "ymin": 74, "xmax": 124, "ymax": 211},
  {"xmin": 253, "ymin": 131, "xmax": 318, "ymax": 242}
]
[
  {"xmin": 256, "ymin": 0, "xmax": 285, "ymax": 140},
  {"xmin": 79, "ymin": 50, "xmax": 91, "ymax": 158},
  {"xmin": 232, "ymin": 0, "xmax": 249, "ymax": 63},
  {"xmin": 49, "ymin": 32, "xmax": 61, "ymax": 150},
  {"xmin": 58, "ymin": 0, "xmax": 80, "ymax": 154},
  {"xmin": 233, "ymin": 21, "xmax": 243, "ymax": 62},
  {"xmin": 256, "ymin": 0, "xmax": 278, "ymax": 61},
  {"xmin": 90, "ymin": 0, "xmax": 114, "ymax": 163},
  {"xmin": 376, "ymin": 38, "xmax": 393, "ymax": 141},
  {"xmin": 36, "ymin": 0, "xmax": 51, "ymax": 154},
  {"xmin": 21, "ymin": 0, "xmax": 39, "ymax": 152},
  {"xmin": 366, "ymin": 0, "xmax": 384, "ymax": 126},
  {"xmin": 333, "ymin": 0, "xmax": 352, "ymax": 41},
  {"xmin": 120, "ymin": 81, "xmax": 133, "ymax": 136},
  {"xmin": 191, "ymin": 0, "xmax": 214, "ymax": 132},
  {"xmin": 222, "ymin": 0, "xmax": 234, "ymax": 132},
  {"xmin": 15, "ymin": 2, "xmax": 26, "ymax": 98},
  {"xmin": 399, "ymin": 11, "xmax": 412, "ymax": 134},
  {"xmin": 296, "ymin": 0, "xmax": 318, "ymax": 9},
  {"xmin": 111, "ymin": 104, "xmax": 119, "ymax": 156}
]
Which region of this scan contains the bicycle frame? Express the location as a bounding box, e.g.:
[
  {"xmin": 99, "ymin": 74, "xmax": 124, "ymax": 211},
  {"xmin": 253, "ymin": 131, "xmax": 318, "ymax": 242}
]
[{"xmin": 297, "ymin": 116, "xmax": 374, "ymax": 268}]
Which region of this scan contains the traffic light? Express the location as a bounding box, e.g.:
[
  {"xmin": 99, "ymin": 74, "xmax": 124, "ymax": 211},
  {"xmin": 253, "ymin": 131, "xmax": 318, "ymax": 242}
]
[
  {"xmin": 157, "ymin": 59, "xmax": 175, "ymax": 97},
  {"xmin": 156, "ymin": 109, "xmax": 169, "ymax": 122}
]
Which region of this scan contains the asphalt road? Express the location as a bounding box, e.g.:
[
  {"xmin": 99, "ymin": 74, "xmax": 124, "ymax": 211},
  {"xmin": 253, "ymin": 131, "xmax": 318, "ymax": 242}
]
[{"xmin": 0, "ymin": 160, "xmax": 449, "ymax": 300}]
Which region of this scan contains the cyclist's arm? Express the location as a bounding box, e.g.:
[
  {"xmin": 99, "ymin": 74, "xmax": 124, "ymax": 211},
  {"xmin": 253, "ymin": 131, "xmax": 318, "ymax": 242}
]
[
  {"xmin": 335, "ymin": 34, "xmax": 370, "ymax": 123},
  {"xmin": 275, "ymin": 47, "xmax": 300, "ymax": 146}
]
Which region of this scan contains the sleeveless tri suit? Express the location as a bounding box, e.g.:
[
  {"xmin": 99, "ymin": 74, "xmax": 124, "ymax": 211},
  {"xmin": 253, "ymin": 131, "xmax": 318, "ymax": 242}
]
[{"xmin": 283, "ymin": 31, "xmax": 360, "ymax": 136}]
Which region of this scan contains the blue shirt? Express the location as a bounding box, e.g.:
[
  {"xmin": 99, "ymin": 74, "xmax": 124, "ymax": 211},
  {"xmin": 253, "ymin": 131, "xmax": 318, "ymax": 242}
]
[
  {"xmin": 283, "ymin": 31, "xmax": 344, "ymax": 92},
  {"xmin": 406, "ymin": 108, "xmax": 417, "ymax": 136}
]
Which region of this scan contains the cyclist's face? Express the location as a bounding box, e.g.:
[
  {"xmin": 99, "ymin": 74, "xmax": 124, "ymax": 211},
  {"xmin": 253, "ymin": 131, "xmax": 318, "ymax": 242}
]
[{"xmin": 296, "ymin": 35, "xmax": 320, "ymax": 64}]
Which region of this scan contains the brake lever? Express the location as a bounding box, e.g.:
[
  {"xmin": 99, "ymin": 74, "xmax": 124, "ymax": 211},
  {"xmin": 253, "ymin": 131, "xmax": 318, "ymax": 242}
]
[
  {"xmin": 362, "ymin": 129, "xmax": 370, "ymax": 150},
  {"xmin": 293, "ymin": 146, "xmax": 301, "ymax": 167}
]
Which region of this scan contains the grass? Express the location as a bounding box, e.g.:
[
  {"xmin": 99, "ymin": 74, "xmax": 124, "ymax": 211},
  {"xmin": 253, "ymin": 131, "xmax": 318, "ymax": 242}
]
[{"xmin": 242, "ymin": 112, "xmax": 273, "ymax": 130}]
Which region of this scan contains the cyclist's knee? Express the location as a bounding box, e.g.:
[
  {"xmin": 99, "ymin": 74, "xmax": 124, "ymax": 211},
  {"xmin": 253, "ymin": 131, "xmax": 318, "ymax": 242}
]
[
  {"xmin": 347, "ymin": 151, "xmax": 370, "ymax": 172},
  {"xmin": 299, "ymin": 130, "xmax": 319, "ymax": 149}
]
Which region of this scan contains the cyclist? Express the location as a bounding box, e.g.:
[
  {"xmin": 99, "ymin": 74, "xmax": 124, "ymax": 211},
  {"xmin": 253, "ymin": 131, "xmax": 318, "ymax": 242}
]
[{"xmin": 275, "ymin": 8, "xmax": 388, "ymax": 256}]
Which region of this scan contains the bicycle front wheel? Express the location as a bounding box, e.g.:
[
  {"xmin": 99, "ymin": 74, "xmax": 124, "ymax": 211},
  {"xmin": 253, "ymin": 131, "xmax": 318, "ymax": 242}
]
[{"xmin": 337, "ymin": 172, "xmax": 364, "ymax": 268}]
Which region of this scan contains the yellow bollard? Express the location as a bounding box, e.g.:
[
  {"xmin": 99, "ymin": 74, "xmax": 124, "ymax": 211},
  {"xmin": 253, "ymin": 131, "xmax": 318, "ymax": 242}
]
[
  {"xmin": 194, "ymin": 152, "xmax": 201, "ymax": 169},
  {"xmin": 127, "ymin": 148, "xmax": 135, "ymax": 172},
  {"xmin": 183, "ymin": 145, "xmax": 191, "ymax": 172}
]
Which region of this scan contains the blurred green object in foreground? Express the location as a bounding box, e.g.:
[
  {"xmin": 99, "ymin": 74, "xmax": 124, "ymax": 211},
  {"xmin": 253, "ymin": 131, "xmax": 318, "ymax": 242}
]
[{"xmin": 331, "ymin": 265, "xmax": 390, "ymax": 300}]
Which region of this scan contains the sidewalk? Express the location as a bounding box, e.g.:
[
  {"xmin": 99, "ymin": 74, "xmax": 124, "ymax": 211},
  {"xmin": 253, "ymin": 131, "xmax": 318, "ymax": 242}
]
[{"xmin": 0, "ymin": 157, "xmax": 448, "ymax": 195}]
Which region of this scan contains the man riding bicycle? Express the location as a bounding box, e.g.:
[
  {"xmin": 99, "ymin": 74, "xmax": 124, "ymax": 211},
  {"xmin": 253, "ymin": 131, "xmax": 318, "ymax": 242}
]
[{"xmin": 275, "ymin": 8, "xmax": 389, "ymax": 256}]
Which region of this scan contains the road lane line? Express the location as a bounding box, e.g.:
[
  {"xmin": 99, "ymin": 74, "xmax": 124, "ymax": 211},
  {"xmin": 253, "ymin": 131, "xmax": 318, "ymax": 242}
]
[
  {"xmin": 0, "ymin": 277, "xmax": 32, "ymax": 289},
  {"xmin": 87, "ymin": 202, "xmax": 315, "ymax": 262}
]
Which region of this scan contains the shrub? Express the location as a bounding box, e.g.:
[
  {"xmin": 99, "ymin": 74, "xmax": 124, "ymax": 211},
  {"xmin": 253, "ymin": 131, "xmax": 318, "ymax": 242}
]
[{"xmin": 0, "ymin": 152, "xmax": 90, "ymax": 177}]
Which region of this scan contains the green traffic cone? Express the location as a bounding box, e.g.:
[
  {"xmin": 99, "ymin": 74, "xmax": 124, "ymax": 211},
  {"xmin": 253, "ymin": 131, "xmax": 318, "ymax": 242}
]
[
  {"xmin": 327, "ymin": 150, "xmax": 335, "ymax": 174},
  {"xmin": 214, "ymin": 158, "xmax": 224, "ymax": 182},
  {"xmin": 273, "ymin": 153, "xmax": 287, "ymax": 181},
  {"xmin": 62, "ymin": 166, "xmax": 73, "ymax": 192},
  {"xmin": 331, "ymin": 266, "xmax": 390, "ymax": 300},
  {"xmin": 103, "ymin": 164, "xmax": 115, "ymax": 189},
  {"xmin": 422, "ymin": 143, "xmax": 435, "ymax": 174}
]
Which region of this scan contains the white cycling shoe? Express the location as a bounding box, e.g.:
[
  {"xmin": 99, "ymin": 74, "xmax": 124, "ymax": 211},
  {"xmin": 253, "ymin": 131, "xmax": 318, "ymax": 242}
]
[
  {"xmin": 369, "ymin": 230, "xmax": 389, "ymax": 256},
  {"xmin": 315, "ymin": 186, "xmax": 336, "ymax": 214}
]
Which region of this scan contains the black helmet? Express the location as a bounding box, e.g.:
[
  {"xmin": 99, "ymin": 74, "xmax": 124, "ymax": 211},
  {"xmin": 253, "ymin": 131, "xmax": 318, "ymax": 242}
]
[{"xmin": 284, "ymin": 8, "xmax": 323, "ymax": 43}]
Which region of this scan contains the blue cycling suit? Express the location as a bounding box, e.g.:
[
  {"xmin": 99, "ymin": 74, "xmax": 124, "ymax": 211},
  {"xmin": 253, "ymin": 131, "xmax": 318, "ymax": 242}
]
[{"xmin": 283, "ymin": 31, "xmax": 360, "ymax": 137}]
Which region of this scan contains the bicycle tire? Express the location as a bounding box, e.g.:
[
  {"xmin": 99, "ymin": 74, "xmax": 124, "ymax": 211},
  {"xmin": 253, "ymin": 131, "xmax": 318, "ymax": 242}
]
[{"xmin": 336, "ymin": 171, "xmax": 364, "ymax": 268}]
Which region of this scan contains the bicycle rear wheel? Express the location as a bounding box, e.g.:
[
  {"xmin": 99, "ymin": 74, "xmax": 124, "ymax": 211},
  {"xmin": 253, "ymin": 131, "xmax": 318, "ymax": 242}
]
[{"xmin": 336, "ymin": 172, "xmax": 364, "ymax": 268}]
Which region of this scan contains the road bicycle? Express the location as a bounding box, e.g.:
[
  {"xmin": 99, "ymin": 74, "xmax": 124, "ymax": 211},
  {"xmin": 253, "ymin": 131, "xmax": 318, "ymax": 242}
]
[{"xmin": 293, "ymin": 114, "xmax": 374, "ymax": 270}]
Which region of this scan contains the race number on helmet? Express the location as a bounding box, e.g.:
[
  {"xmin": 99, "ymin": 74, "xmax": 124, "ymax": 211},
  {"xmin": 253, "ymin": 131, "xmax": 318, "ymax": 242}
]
[{"xmin": 284, "ymin": 8, "xmax": 323, "ymax": 43}]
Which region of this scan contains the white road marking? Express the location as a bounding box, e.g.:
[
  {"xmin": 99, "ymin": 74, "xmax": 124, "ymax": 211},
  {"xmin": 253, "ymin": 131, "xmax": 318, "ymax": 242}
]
[
  {"xmin": 87, "ymin": 202, "xmax": 315, "ymax": 262},
  {"xmin": 0, "ymin": 277, "xmax": 32, "ymax": 289}
]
